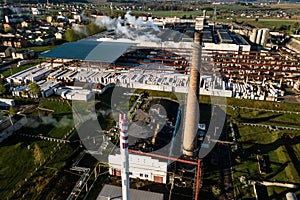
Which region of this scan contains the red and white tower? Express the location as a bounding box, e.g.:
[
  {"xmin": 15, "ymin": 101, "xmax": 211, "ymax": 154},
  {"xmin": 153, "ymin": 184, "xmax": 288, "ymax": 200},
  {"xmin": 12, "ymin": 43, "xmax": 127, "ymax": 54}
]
[{"xmin": 119, "ymin": 113, "xmax": 130, "ymax": 200}]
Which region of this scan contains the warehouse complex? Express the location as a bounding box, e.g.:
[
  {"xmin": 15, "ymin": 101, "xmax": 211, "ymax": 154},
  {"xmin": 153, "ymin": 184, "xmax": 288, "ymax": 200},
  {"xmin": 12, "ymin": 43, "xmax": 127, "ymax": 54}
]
[{"xmin": 7, "ymin": 21, "xmax": 298, "ymax": 101}]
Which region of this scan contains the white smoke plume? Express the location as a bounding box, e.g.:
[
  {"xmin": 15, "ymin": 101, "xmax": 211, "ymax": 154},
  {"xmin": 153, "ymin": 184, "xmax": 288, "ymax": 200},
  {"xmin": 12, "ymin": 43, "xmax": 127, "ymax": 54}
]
[
  {"xmin": 72, "ymin": 24, "xmax": 89, "ymax": 36},
  {"xmin": 95, "ymin": 15, "xmax": 118, "ymax": 31},
  {"xmin": 80, "ymin": 12, "xmax": 89, "ymax": 23},
  {"xmin": 25, "ymin": 115, "xmax": 73, "ymax": 129},
  {"xmin": 95, "ymin": 11, "xmax": 161, "ymax": 42}
]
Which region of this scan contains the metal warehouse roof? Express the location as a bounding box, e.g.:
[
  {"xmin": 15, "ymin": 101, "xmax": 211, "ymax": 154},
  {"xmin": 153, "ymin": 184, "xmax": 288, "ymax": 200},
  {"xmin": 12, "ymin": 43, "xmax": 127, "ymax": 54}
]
[
  {"xmin": 97, "ymin": 184, "xmax": 164, "ymax": 200},
  {"xmin": 40, "ymin": 40, "xmax": 134, "ymax": 63}
]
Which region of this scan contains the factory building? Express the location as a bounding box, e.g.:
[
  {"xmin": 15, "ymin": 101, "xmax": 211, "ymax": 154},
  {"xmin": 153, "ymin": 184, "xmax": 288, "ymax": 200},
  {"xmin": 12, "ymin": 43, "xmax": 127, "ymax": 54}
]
[
  {"xmin": 202, "ymin": 25, "xmax": 251, "ymax": 52},
  {"xmin": 60, "ymin": 89, "xmax": 94, "ymax": 101},
  {"xmin": 0, "ymin": 98, "xmax": 15, "ymax": 108},
  {"xmin": 109, "ymin": 152, "xmax": 168, "ymax": 184},
  {"xmin": 250, "ymin": 28, "xmax": 269, "ymax": 46},
  {"xmin": 37, "ymin": 80, "xmax": 60, "ymax": 98},
  {"xmin": 6, "ymin": 22, "xmax": 294, "ymax": 103},
  {"xmin": 97, "ymin": 184, "xmax": 164, "ymax": 200},
  {"xmin": 6, "ymin": 62, "xmax": 62, "ymax": 85}
]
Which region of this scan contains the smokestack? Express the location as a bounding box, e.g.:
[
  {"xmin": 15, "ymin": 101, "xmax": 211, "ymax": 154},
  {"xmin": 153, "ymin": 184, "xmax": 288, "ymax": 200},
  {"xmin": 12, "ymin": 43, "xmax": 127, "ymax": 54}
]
[
  {"xmin": 119, "ymin": 113, "xmax": 130, "ymax": 200},
  {"xmin": 182, "ymin": 31, "xmax": 201, "ymax": 157}
]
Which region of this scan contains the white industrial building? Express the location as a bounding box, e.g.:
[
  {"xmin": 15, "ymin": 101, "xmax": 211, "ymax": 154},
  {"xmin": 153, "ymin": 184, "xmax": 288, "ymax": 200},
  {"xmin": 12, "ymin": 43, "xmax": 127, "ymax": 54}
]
[
  {"xmin": 47, "ymin": 69, "xmax": 77, "ymax": 82},
  {"xmin": 250, "ymin": 28, "xmax": 269, "ymax": 46},
  {"xmin": 60, "ymin": 89, "xmax": 94, "ymax": 101},
  {"xmin": 11, "ymin": 85, "xmax": 30, "ymax": 98},
  {"xmin": 12, "ymin": 50, "xmax": 35, "ymax": 60},
  {"xmin": 37, "ymin": 80, "xmax": 60, "ymax": 98},
  {"xmin": 6, "ymin": 62, "xmax": 59, "ymax": 85},
  {"xmin": 108, "ymin": 153, "xmax": 168, "ymax": 184},
  {"xmin": 0, "ymin": 98, "xmax": 15, "ymax": 107}
]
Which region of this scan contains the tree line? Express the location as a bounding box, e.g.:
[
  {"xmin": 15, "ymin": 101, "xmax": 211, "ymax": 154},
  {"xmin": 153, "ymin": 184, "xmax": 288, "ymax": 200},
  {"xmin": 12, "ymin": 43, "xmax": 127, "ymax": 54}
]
[{"xmin": 65, "ymin": 22, "xmax": 106, "ymax": 42}]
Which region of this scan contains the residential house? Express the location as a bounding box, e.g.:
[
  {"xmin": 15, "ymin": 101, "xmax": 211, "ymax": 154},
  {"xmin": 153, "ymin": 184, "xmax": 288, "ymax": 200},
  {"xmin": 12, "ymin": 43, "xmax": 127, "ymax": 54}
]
[
  {"xmin": 0, "ymin": 46, "xmax": 15, "ymax": 58},
  {"xmin": 21, "ymin": 20, "xmax": 29, "ymax": 28},
  {"xmin": 3, "ymin": 23, "xmax": 12, "ymax": 32},
  {"xmin": 31, "ymin": 7, "xmax": 42, "ymax": 15},
  {"xmin": 46, "ymin": 16, "xmax": 53, "ymax": 23},
  {"xmin": 12, "ymin": 50, "xmax": 35, "ymax": 60},
  {"xmin": 35, "ymin": 35, "xmax": 56, "ymax": 45},
  {"xmin": 73, "ymin": 14, "xmax": 82, "ymax": 22},
  {"xmin": 26, "ymin": 34, "xmax": 37, "ymax": 45},
  {"xmin": 54, "ymin": 32, "xmax": 64, "ymax": 40},
  {"xmin": 2, "ymin": 37, "xmax": 28, "ymax": 48},
  {"xmin": 68, "ymin": 19, "xmax": 76, "ymax": 23},
  {"xmin": 5, "ymin": 15, "xmax": 24, "ymax": 23}
]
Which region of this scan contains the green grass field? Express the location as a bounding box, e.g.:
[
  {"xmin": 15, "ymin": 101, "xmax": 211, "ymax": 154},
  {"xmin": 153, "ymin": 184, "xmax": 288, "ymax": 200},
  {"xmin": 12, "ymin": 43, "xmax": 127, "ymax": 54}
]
[
  {"xmin": 234, "ymin": 18, "xmax": 298, "ymax": 30},
  {"xmin": 39, "ymin": 99, "xmax": 72, "ymax": 115},
  {"xmin": 227, "ymin": 107, "xmax": 300, "ymax": 128},
  {"xmin": 233, "ymin": 125, "xmax": 300, "ymax": 199},
  {"xmin": 0, "ymin": 99, "xmax": 76, "ymax": 198},
  {"xmin": 0, "ymin": 136, "xmax": 57, "ymax": 198},
  {"xmin": 0, "ymin": 138, "xmax": 35, "ymax": 197},
  {"xmin": 226, "ymin": 97, "xmax": 300, "ymax": 112},
  {"xmin": 38, "ymin": 100, "xmax": 74, "ymax": 138},
  {"xmin": 12, "ymin": 142, "xmax": 78, "ymax": 199}
]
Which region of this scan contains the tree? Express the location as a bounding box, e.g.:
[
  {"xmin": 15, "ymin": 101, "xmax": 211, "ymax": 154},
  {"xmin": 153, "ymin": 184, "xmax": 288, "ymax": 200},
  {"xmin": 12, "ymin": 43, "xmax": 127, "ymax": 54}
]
[
  {"xmin": 28, "ymin": 82, "xmax": 41, "ymax": 98},
  {"xmin": 0, "ymin": 82, "xmax": 6, "ymax": 95},
  {"xmin": 4, "ymin": 25, "xmax": 12, "ymax": 33},
  {"xmin": 8, "ymin": 106, "xmax": 16, "ymax": 128},
  {"xmin": 87, "ymin": 22, "xmax": 101, "ymax": 36},
  {"xmin": 65, "ymin": 29, "xmax": 81, "ymax": 42},
  {"xmin": 34, "ymin": 143, "xmax": 45, "ymax": 166},
  {"xmin": 9, "ymin": 106, "xmax": 16, "ymax": 116}
]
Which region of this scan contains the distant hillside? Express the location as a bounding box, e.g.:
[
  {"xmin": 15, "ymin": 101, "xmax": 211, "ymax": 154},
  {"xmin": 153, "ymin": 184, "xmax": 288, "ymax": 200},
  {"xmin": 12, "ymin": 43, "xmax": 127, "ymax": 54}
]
[{"xmin": 0, "ymin": 0, "xmax": 89, "ymax": 4}]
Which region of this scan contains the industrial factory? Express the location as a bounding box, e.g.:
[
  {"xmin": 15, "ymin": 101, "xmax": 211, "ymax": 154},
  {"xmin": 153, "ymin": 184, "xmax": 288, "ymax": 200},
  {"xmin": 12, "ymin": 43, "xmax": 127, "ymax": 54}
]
[
  {"xmin": 4, "ymin": 11, "xmax": 300, "ymax": 200},
  {"xmin": 8, "ymin": 22, "xmax": 297, "ymax": 101}
]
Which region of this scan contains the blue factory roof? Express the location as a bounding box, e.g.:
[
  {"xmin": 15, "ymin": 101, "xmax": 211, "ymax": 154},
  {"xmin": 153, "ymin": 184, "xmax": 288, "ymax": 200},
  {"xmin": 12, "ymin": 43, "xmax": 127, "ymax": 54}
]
[{"xmin": 40, "ymin": 40, "xmax": 134, "ymax": 63}]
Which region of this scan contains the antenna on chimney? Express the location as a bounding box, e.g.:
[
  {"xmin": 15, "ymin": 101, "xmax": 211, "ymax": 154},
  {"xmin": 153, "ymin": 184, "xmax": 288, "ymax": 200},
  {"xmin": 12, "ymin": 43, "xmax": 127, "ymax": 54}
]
[{"xmin": 119, "ymin": 113, "xmax": 130, "ymax": 200}]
